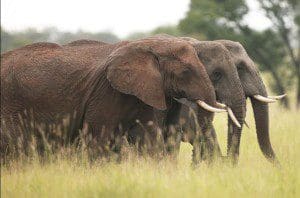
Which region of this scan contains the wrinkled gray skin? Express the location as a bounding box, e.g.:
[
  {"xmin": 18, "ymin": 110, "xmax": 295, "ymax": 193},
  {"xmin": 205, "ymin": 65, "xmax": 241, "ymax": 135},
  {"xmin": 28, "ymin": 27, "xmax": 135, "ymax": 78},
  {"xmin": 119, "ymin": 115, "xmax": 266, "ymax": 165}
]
[
  {"xmin": 178, "ymin": 39, "xmax": 279, "ymax": 165},
  {"xmin": 215, "ymin": 40, "xmax": 279, "ymax": 164}
]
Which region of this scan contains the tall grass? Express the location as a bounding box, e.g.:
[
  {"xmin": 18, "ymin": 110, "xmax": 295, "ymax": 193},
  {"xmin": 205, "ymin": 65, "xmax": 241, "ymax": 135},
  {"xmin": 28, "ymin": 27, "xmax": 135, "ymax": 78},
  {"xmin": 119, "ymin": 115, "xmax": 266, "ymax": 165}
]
[{"xmin": 1, "ymin": 101, "xmax": 299, "ymax": 198}]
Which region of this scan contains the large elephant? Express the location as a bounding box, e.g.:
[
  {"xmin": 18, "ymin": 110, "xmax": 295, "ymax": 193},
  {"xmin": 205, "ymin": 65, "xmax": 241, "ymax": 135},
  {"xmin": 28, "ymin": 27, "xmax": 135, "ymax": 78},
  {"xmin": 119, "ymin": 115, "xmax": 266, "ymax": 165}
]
[{"xmin": 1, "ymin": 37, "xmax": 226, "ymax": 159}]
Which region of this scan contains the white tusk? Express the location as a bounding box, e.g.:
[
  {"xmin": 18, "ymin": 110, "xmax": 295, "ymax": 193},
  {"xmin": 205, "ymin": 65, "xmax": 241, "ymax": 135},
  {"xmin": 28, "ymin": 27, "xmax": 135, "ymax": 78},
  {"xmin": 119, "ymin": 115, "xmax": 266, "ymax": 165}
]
[
  {"xmin": 216, "ymin": 102, "xmax": 227, "ymax": 108},
  {"xmin": 268, "ymin": 94, "xmax": 287, "ymax": 100},
  {"xmin": 197, "ymin": 100, "xmax": 227, "ymax": 113},
  {"xmin": 253, "ymin": 95, "xmax": 276, "ymax": 103},
  {"xmin": 227, "ymin": 107, "xmax": 241, "ymax": 128}
]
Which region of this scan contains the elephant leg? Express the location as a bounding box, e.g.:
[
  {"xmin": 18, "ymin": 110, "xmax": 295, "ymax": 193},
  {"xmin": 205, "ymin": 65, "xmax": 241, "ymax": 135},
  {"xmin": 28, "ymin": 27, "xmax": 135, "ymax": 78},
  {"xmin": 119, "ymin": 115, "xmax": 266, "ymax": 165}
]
[
  {"xmin": 138, "ymin": 125, "xmax": 164, "ymax": 157},
  {"xmin": 1, "ymin": 113, "xmax": 35, "ymax": 159},
  {"xmin": 192, "ymin": 129, "xmax": 217, "ymax": 164},
  {"xmin": 186, "ymin": 111, "xmax": 205, "ymax": 165},
  {"xmin": 83, "ymin": 122, "xmax": 122, "ymax": 162},
  {"xmin": 128, "ymin": 106, "xmax": 165, "ymax": 157},
  {"xmin": 164, "ymin": 124, "xmax": 182, "ymax": 159},
  {"xmin": 1, "ymin": 115, "xmax": 20, "ymax": 160},
  {"xmin": 164, "ymin": 101, "xmax": 182, "ymax": 158},
  {"xmin": 127, "ymin": 121, "xmax": 165, "ymax": 157},
  {"xmin": 189, "ymin": 109, "xmax": 221, "ymax": 164},
  {"xmin": 200, "ymin": 126, "xmax": 223, "ymax": 162},
  {"xmin": 210, "ymin": 127, "xmax": 223, "ymax": 158},
  {"xmin": 227, "ymin": 122, "xmax": 242, "ymax": 165},
  {"xmin": 127, "ymin": 124, "xmax": 143, "ymax": 148}
]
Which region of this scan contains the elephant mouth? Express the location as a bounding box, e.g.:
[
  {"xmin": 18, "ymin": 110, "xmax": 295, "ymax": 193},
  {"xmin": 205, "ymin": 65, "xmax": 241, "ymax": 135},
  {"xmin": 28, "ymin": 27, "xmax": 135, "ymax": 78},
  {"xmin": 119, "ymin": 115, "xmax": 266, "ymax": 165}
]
[
  {"xmin": 174, "ymin": 98, "xmax": 242, "ymax": 128},
  {"xmin": 215, "ymin": 101, "xmax": 242, "ymax": 128},
  {"xmin": 211, "ymin": 96, "xmax": 245, "ymax": 128},
  {"xmin": 173, "ymin": 98, "xmax": 226, "ymax": 113}
]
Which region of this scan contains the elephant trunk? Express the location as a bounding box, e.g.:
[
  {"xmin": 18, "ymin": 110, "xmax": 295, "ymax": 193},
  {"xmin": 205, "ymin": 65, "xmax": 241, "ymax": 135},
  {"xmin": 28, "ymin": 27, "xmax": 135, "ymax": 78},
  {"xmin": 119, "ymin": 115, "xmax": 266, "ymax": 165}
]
[
  {"xmin": 250, "ymin": 91, "xmax": 279, "ymax": 165},
  {"xmin": 227, "ymin": 99, "xmax": 246, "ymax": 165},
  {"xmin": 191, "ymin": 108, "xmax": 214, "ymax": 164}
]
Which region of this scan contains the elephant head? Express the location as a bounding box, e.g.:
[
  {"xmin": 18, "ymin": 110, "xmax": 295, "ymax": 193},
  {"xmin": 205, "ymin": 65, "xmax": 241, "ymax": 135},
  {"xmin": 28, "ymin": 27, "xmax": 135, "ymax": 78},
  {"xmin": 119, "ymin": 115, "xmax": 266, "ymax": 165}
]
[
  {"xmin": 216, "ymin": 40, "xmax": 284, "ymax": 165},
  {"xmin": 181, "ymin": 37, "xmax": 246, "ymax": 164},
  {"xmin": 106, "ymin": 37, "xmax": 224, "ymax": 111}
]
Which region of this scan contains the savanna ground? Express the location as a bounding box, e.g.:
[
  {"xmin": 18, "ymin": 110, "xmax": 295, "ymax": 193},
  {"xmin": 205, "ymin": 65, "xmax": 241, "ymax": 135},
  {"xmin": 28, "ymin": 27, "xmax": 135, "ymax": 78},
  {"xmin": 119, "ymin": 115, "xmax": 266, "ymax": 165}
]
[{"xmin": 1, "ymin": 89, "xmax": 299, "ymax": 197}]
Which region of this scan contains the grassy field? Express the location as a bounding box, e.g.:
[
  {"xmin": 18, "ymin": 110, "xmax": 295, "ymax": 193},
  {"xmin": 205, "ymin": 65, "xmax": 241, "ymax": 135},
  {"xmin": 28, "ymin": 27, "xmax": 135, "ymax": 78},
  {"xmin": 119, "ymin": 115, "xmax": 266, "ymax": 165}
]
[{"xmin": 1, "ymin": 100, "xmax": 299, "ymax": 198}]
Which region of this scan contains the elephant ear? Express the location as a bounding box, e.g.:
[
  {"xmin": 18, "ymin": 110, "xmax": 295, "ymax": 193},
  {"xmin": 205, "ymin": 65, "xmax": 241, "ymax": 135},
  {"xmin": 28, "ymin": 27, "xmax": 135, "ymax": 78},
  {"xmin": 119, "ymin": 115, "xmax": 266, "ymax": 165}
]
[{"xmin": 106, "ymin": 45, "xmax": 167, "ymax": 110}]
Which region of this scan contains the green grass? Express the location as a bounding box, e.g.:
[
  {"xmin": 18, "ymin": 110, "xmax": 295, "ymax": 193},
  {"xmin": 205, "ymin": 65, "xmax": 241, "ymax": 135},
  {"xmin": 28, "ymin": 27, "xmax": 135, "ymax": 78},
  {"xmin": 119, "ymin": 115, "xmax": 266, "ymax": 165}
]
[{"xmin": 1, "ymin": 102, "xmax": 299, "ymax": 198}]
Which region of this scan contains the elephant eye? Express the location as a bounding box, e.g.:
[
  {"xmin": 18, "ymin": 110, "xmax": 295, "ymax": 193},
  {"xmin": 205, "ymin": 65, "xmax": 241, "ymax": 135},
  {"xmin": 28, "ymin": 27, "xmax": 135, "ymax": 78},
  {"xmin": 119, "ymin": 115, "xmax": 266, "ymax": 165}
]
[
  {"xmin": 237, "ymin": 61, "xmax": 246, "ymax": 72},
  {"xmin": 180, "ymin": 67, "xmax": 192, "ymax": 77},
  {"xmin": 212, "ymin": 71, "xmax": 222, "ymax": 82}
]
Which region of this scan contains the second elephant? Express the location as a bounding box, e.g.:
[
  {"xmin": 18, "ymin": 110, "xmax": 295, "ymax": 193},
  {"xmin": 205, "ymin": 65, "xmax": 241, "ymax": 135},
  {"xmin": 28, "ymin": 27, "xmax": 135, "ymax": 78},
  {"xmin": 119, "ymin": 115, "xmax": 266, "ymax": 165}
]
[{"xmin": 172, "ymin": 39, "xmax": 282, "ymax": 165}]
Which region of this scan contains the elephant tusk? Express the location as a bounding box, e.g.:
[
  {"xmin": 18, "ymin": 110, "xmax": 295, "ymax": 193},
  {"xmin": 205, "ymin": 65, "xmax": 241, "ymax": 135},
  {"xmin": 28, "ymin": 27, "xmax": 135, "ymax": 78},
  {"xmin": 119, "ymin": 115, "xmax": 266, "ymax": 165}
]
[
  {"xmin": 213, "ymin": 102, "xmax": 242, "ymax": 128},
  {"xmin": 268, "ymin": 94, "xmax": 287, "ymax": 100},
  {"xmin": 253, "ymin": 95, "xmax": 276, "ymax": 103},
  {"xmin": 197, "ymin": 100, "xmax": 227, "ymax": 113},
  {"xmin": 216, "ymin": 102, "xmax": 227, "ymax": 108},
  {"xmin": 227, "ymin": 107, "xmax": 241, "ymax": 128}
]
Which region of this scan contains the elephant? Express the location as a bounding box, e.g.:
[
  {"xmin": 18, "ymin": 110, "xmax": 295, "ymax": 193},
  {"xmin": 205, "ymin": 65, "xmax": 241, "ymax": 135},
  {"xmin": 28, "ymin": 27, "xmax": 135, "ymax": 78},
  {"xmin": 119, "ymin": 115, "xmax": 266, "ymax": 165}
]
[
  {"xmin": 211, "ymin": 40, "xmax": 283, "ymax": 165},
  {"xmin": 178, "ymin": 38, "xmax": 247, "ymax": 164},
  {"xmin": 1, "ymin": 36, "xmax": 227, "ymax": 160},
  {"xmin": 173, "ymin": 38, "xmax": 283, "ymax": 165},
  {"xmin": 127, "ymin": 36, "xmax": 246, "ymax": 164}
]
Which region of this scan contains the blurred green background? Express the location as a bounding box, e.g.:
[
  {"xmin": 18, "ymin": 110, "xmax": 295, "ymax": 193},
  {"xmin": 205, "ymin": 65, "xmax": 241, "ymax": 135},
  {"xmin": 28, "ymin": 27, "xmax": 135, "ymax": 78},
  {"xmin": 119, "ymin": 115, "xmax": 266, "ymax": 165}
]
[{"xmin": 1, "ymin": 0, "xmax": 299, "ymax": 109}]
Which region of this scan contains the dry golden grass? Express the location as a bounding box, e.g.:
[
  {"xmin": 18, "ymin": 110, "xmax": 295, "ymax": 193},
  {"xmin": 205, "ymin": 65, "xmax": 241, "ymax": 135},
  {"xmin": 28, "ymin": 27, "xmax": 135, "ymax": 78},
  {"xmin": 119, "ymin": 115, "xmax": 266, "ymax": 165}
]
[{"xmin": 1, "ymin": 99, "xmax": 299, "ymax": 198}]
